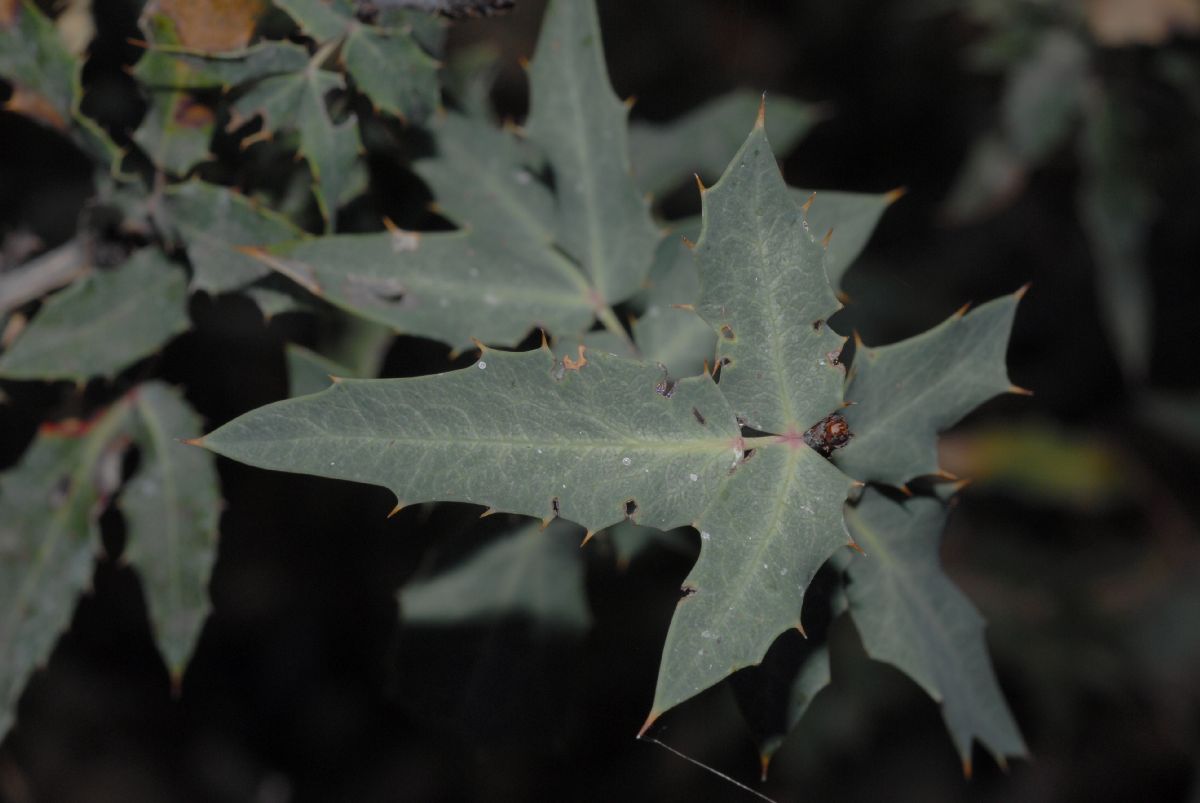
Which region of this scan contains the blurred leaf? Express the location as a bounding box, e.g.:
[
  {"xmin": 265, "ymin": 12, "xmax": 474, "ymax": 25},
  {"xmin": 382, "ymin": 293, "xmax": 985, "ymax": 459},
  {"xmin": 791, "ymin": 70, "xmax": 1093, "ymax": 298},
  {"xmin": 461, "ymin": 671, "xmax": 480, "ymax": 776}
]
[
  {"xmin": 695, "ymin": 114, "xmax": 844, "ymax": 433},
  {"xmin": 0, "ymin": 0, "xmax": 76, "ymax": 130},
  {"xmin": 602, "ymin": 520, "xmax": 694, "ymax": 570},
  {"xmin": 834, "ymin": 291, "xmax": 1024, "ymax": 486},
  {"xmin": 133, "ymin": 41, "xmax": 309, "ymax": 90},
  {"xmin": 526, "ymin": 0, "xmax": 660, "ymax": 305},
  {"xmin": 0, "ymin": 403, "xmax": 134, "ymax": 739},
  {"xmin": 412, "ymin": 112, "xmax": 555, "ymax": 246},
  {"xmin": 844, "ymin": 489, "xmax": 1027, "ymax": 771},
  {"xmin": 630, "ymin": 90, "xmax": 821, "ymax": 201},
  {"xmin": 165, "ymin": 180, "xmax": 304, "ymax": 296},
  {"xmin": 401, "ymin": 519, "xmax": 591, "ymax": 632},
  {"xmin": 274, "ymin": 0, "xmax": 439, "ymax": 121},
  {"xmin": 133, "ymin": 8, "xmax": 219, "ymax": 176},
  {"xmin": 250, "ymin": 229, "xmax": 595, "ymax": 349},
  {"xmin": 119, "ymin": 383, "xmax": 220, "ymax": 675},
  {"xmin": 1001, "ymin": 30, "xmax": 1087, "ymax": 162},
  {"xmin": 443, "ymin": 41, "xmax": 501, "ymax": 119},
  {"xmin": 0, "ymin": 249, "xmax": 190, "ymax": 382},
  {"xmin": 633, "ymin": 227, "xmax": 713, "ymax": 378},
  {"xmin": 731, "ymin": 640, "xmax": 831, "ymax": 779},
  {"xmin": 1079, "ymin": 90, "xmax": 1154, "ymax": 383},
  {"xmin": 230, "ymin": 68, "xmax": 360, "ymax": 227},
  {"xmin": 793, "ymin": 187, "xmax": 902, "ymax": 288},
  {"xmin": 941, "ymin": 133, "xmax": 1027, "ymax": 224},
  {"xmin": 939, "ymin": 423, "xmax": 1126, "ymax": 509},
  {"xmin": 286, "ymin": 343, "xmax": 351, "ymax": 396}
]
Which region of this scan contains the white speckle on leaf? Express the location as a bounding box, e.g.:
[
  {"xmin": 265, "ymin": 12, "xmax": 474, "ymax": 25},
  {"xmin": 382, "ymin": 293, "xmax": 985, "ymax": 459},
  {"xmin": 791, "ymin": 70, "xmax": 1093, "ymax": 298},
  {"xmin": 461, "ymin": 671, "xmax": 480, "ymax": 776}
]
[
  {"xmin": 700, "ymin": 531, "xmax": 711, "ymax": 541},
  {"xmin": 478, "ymin": 361, "xmax": 487, "ymax": 369},
  {"xmin": 536, "ymin": 448, "xmax": 543, "ymax": 454},
  {"xmin": 688, "ymin": 473, "xmax": 698, "ymax": 482},
  {"xmin": 621, "ymin": 457, "xmax": 632, "ymax": 466},
  {"xmin": 483, "ymin": 293, "xmax": 499, "ymax": 306},
  {"xmin": 780, "ymin": 568, "xmax": 788, "ymax": 576},
  {"xmin": 390, "ymin": 230, "xmax": 420, "ymax": 253},
  {"xmin": 513, "ymin": 169, "xmax": 532, "ymax": 185}
]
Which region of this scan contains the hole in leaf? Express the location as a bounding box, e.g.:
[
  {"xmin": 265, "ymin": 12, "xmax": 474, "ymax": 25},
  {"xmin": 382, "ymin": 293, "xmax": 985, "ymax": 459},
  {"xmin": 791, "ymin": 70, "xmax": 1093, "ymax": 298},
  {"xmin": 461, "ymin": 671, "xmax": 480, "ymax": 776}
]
[
  {"xmin": 624, "ymin": 499, "xmax": 638, "ymax": 519},
  {"xmin": 680, "ymin": 586, "xmax": 697, "ymax": 598},
  {"xmin": 720, "ymin": 324, "xmax": 735, "ymax": 340},
  {"xmin": 742, "ymin": 448, "xmax": 756, "ymax": 463},
  {"xmin": 551, "ymin": 497, "xmax": 560, "ymax": 517},
  {"xmin": 655, "ymin": 377, "xmax": 676, "ymax": 398},
  {"xmin": 692, "ymin": 407, "xmax": 706, "ymax": 425},
  {"xmin": 812, "ymin": 319, "xmax": 824, "ymax": 331}
]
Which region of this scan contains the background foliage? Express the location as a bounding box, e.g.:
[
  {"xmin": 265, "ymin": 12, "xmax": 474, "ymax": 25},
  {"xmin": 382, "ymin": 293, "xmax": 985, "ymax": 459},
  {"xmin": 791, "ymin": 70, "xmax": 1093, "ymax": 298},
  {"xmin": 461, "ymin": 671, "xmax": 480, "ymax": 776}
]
[{"xmin": 1, "ymin": 0, "xmax": 1199, "ymax": 801}]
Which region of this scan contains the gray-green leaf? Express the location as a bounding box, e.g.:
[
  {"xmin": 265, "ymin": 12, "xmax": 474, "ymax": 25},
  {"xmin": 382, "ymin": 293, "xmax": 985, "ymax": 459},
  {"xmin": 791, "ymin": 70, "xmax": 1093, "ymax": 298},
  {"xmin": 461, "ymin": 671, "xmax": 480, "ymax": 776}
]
[
  {"xmin": 695, "ymin": 110, "xmax": 845, "ymax": 433},
  {"xmin": 792, "ymin": 187, "xmax": 902, "ymax": 288},
  {"xmin": 0, "ymin": 249, "xmax": 189, "ymax": 382},
  {"xmin": 834, "ymin": 291, "xmax": 1024, "ymax": 486},
  {"xmin": 525, "ymin": 0, "xmax": 660, "ymax": 304},
  {"xmin": 401, "ymin": 518, "xmax": 591, "ymax": 632},
  {"xmin": 844, "ymin": 489, "xmax": 1027, "ymax": 770},
  {"xmin": 120, "ymin": 383, "xmax": 220, "ymax": 676},
  {"xmin": 631, "ymin": 91, "xmax": 821, "ymax": 201}
]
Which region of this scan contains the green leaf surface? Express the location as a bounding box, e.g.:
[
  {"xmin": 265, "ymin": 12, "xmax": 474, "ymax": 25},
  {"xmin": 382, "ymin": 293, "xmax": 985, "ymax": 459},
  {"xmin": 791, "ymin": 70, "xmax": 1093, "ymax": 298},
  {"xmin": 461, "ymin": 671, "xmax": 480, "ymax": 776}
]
[
  {"xmin": 133, "ymin": 9, "xmax": 218, "ymax": 176},
  {"xmin": 231, "ymin": 67, "xmax": 360, "ymax": 226},
  {"xmin": 401, "ymin": 519, "xmax": 590, "ymax": 632},
  {"xmin": 273, "ymin": 0, "xmax": 438, "ymax": 122},
  {"xmin": 0, "ymin": 249, "xmax": 190, "ymax": 382},
  {"xmin": 731, "ymin": 641, "xmax": 831, "ymax": 776},
  {"xmin": 252, "ymin": 230, "xmax": 595, "ymax": 349},
  {"xmin": 631, "ymin": 91, "xmax": 821, "ymax": 201},
  {"xmin": 0, "ymin": 0, "xmax": 76, "ymax": 131},
  {"xmin": 0, "ymin": 405, "xmax": 131, "ymax": 739},
  {"xmin": 525, "ymin": 0, "xmax": 659, "ymax": 304},
  {"xmin": 834, "ymin": 291, "xmax": 1023, "ymax": 486},
  {"xmin": 202, "ymin": 112, "xmax": 863, "ymax": 721},
  {"xmin": 632, "ymin": 229, "xmax": 714, "ymax": 378},
  {"xmin": 133, "ymin": 41, "xmax": 309, "ymax": 90},
  {"xmin": 200, "ymin": 347, "xmax": 741, "ymax": 533},
  {"xmin": 286, "ymin": 343, "xmax": 350, "ymax": 397},
  {"xmin": 844, "ymin": 489, "xmax": 1026, "ymax": 769},
  {"xmin": 1002, "ymin": 30, "xmax": 1086, "ymax": 162},
  {"xmin": 648, "ymin": 442, "xmax": 851, "ymax": 720},
  {"xmin": 119, "ymin": 383, "xmax": 220, "ymax": 675},
  {"xmin": 165, "ymin": 180, "xmax": 304, "ymax": 295},
  {"xmin": 343, "ymin": 24, "xmax": 439, "ymax": 121},
  {"xmin": 695, "ymin": 112, "xmax": 845, "ymax": 433},
  {"xmin": 792, "ymin": 187, "xmax": 901, "ymax": 288},
  {"xmin": 414, "ymin": 112, "xmax": 555, "ymax": 247}
]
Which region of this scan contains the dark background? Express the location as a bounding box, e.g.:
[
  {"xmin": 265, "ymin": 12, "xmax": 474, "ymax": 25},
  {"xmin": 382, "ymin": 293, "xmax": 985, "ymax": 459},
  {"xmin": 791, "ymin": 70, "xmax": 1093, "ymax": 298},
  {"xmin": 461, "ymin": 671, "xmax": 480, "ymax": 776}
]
[{"xmin": 2, "ymin": 0, "xmax": 1200, "ymax": 800}]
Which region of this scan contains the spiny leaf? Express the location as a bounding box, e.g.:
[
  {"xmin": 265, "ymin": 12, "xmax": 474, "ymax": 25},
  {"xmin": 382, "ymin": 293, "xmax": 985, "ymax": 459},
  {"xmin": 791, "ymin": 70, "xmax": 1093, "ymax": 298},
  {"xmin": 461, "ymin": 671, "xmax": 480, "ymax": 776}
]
[
  {"xmin": 695, "ymin": 109, "xmax": 845, "ymax": 434},
  {"xmin": 632, "ymin": 223, "xmax": 714, "ymax": 378},
  {"xmin": 631, "ymin": 90, "xmax": 821, "ymax": 201},
  {"xmin": 525, "ymin": 0, "xmax": 660, "ymax": 304},
  {"xmin": 843, "ymin": 489, "xmax": 1027, "ymax": 770},
  {"xmin": 132, "ymin": 41, "xmax": 309, "ymax": 91},
  {"xmin": 230, "ymin": 67, "xmax": 360, "ymax": 227},
  {"xmin": 148, "ymin": 0, "xmax": 267, "ymax": 51},
  {"xmin": 413, "ymin": 112, "xmax": 555, "ymax": 247},
  {"xmin": 250, "ymin": 229, "xmax": 595, "ymax": 350},
  {"xmin": 401, "ymin": 518, "xmax": 591, "ymax": 633},
  {"xmin": 648, "ymin": 443, "xmax": 851, "ymax": 720},
  {"xmin": 833, "ymin": 291, "xmax": 1024, "ymax": 486},
  {"xmin": 0, "ymin": 0, "xmax": 77, "ymax": 130},
  {"xmin": 164, "ymin": 180, "xmax": 304, "ymax": 296},
  {"xmin": 0, "ymin": 403, "xmax": 134, "ymax": 739},
  {"xmin": 731, "ymin": 639, "xmax": 831, "ymax": 779},
  {"xmin": 274, "ymin": 0, "xmax": 439, "ymax": 121},
  {"xmin": 286, "ymin": 343, "xmax": 352, "ymax": 397},
  {"xmin": 199, "ymin": 347, "xmax": 741, "ymax": 533},
  {"xmin": 0, "ymin": 249, "xmax": 189, "ymax": 382},
  {"xmin": 119, "ymin": 383, "xmax": 220, "ymax": 676},
  {"xmin": 793, "ymin": 187, "xmax": 902, "ymax": 289}
]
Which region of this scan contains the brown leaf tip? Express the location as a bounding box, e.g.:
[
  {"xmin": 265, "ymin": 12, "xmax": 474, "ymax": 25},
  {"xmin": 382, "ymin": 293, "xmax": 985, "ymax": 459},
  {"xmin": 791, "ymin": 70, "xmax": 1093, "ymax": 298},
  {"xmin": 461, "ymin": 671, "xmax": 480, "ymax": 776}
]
[
  {"xmin": 636, "ymin": 710, "xmax": 661, "ymax": 740},
  {"xmin": 884, "ymin": 186, "xmax": 908, "ymax": 204},
  {"xmin": 755, "ymin": 92, "xmax": 767, "ymax": 130},
  {"xmin": 1014, "ymin": 281, "xmax": 1032, "ymax": 300}
]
